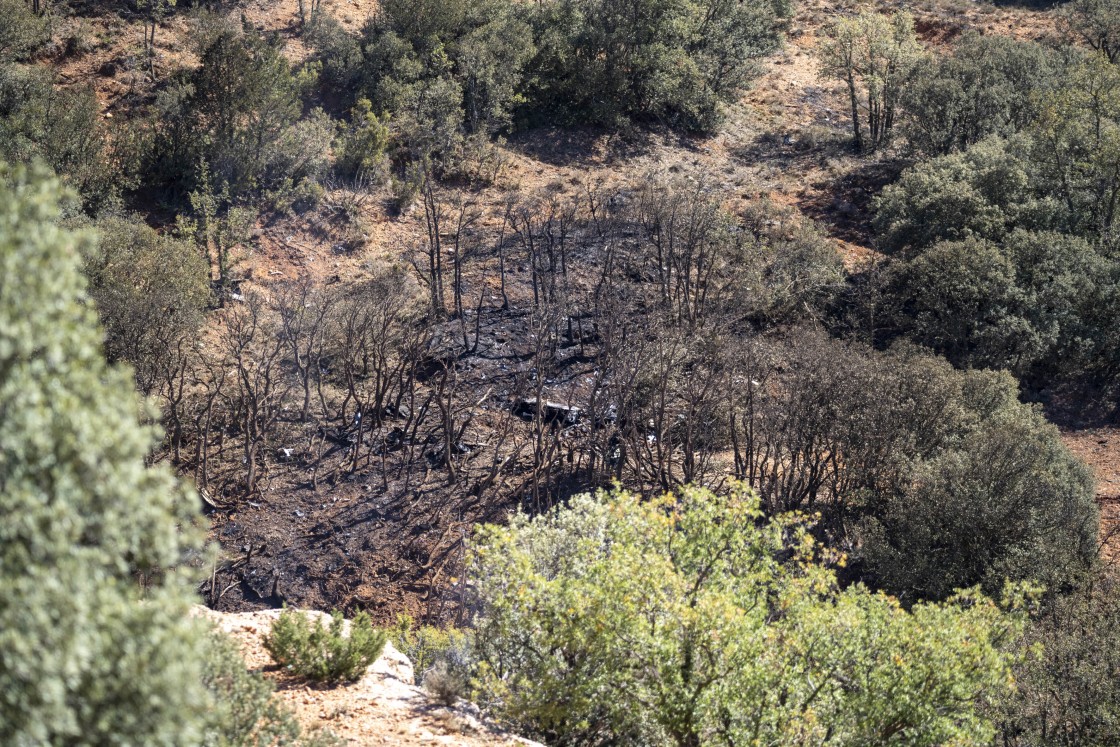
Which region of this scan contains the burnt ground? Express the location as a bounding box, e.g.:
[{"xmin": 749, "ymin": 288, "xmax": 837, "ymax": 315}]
[
  {"xmin": 199, "ymin": 294, "xmax": 610, "ymax": 624},
  {"xmin": 45, "ymin": 0, "xmax": 1118, "ymax": 617}
]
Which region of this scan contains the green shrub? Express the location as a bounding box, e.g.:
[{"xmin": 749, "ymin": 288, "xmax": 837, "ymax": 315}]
[
  {"xmin": 902, "ymin": 33, "xmax": 1059, "ymax": 157},
  {"xmin": 306, "ymin": 14, "xmax": 362, "ymax": 97},
  {"xmin": 390, "ymin": 615, "xmax": 467, "ymax": 677},
  {"xmin": 875, "ymin": 230, "xmax": 1114, "ymax": 376},
  {"xmin": 721, "ymin": 333, "xmax": 1099, "ymax": 602},
  {"xmin": 335, "ymin": 98, "xmax": 390, "ymax": 180},
  {"xmin": 359, "ymin": 0, "xmax": 534, "ymax": 138},
  {"xmin": 147, "ymin": 19, "xmax": 331, "ymax": 202},
  {"xmin": 81, "ymin": 214, "xmax": 210, "ymax": 394},
  {"xmin": 856, "ymin": 366, "xmax": 1098, "ymax": 602},
  {"xmin": 0, "ymin": 163, "xmax": 212, "ymax": 744},
  {"xmin": 736, "ymin": 198, "xmax": 847, "ymax": 324},
  {"xmin": 0, "ymin": 64, "xmax": 120, "ymax": 213},
  {"xmin": 333, "ymin": 0, "xmax": 780, "ymax": 140},
  {"xmin": 880, "ymin": 53, "xmax": 1120, "ymax": 254},
  {"xmin": 390, "ymin": 615, "xmax": 472, "ymax": 706},
  {"xmin": 0, "ymin": 0, "xmax": 48, "ymax": 62},
  {"xmin": 1062, "ymin": 0, "xmax": 1120, "ymax": 63},
  {"xmin": 872, "ymin": 136, "xmax": 1059, "ymax": 253},
  {"xmin": 264, "ymin": 609, "xmax": 388, "ymax": 683},
  {"xmin": 468, "ymin": 485, "xmax": 1026, "ymax": 747},
  {"xmin": 422, "ymin": 660, "xmax": 467, "ymax": 707},
  {"xmin": 880, "ymin": 237, "xmax": 1028, "ymax": 370},
  {"xmin": 1030, "ymin": 53, "xmax": 1120, "ymax": 240},
  {"xmin": 529, "ymin": 0, "xmax": 783, "ymax": 131}
]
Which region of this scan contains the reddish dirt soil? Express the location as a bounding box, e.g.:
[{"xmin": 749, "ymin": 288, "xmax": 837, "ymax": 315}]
[
  {"xmin": 1060, "ymin": 428, "xmax": 1120, "ymax": 567},
  {"xmin": 193, "ymin": 606, "xmax": 542, "ymax": 746}
]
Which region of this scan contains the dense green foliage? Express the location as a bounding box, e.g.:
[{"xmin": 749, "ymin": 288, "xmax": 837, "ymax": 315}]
[
  {"xmin": 528, "ymin": 0, "xmax": 784, "ymax": 130},
  {"xmin": 390, "ymin": 616, "xmax": 472, "ymax": 706},
  {"xmin": 334, "ymin": 97, "xmax": 391, "ymax": 179},
  {"xmin": 322, "ymin": 0, "xmax": 785, "ymax": 138},
  {"xmin": 853, "ymin": 365, "xmax": 1096, "ymax": 601},
  {"xmin": 902, "ymin": 33, "xmax": 1059, "ymax": 157},
  {"xmin": 147, "ymin": 17, "xmax": 329, "ymax": 201},
  {"xmin": 0, "ymin": 64, "xmax": 118, "ymax": 212},
  {"xmin": 264, "ymin": 609, "xmax": 389, "ymax": 683},
  {"xmin": 866, "ymin": 44, "xmax": 1120, "ymax": 381},
  {"xmin": 871, "ymin": 231, "xmax": 1117, "ymax": 376},
  {"xmin": 359, "ymin": 0, "xmax": 534, "ymax": 141},
  {"xmin": 0, "ymin": 164, "xmax": 212, "ymax": 745},
  {"xmin": 82, "ymin": 214, "xmax": 211, "ymax": 394},
  {"xmin": 871, "ymin": 40, "xmax": 1120, "ymax": 249},
  {"xmin": 390, "ymin": 614, "xmax": 469, "ymax": 681},
  {"xmin": 0, "ymin": 0, "xmax": 45, "ymax": 61},
  {"xmin": 728, "ymin": 335, "xmax": 1099, "ymax": 602},
  {"xmin": 872, "ymin": 136, "xmax": 1055, "ymax": 253},
  {"xmin": 467, "ymin": 485, "xmax": 1024, "ymax": 747}
]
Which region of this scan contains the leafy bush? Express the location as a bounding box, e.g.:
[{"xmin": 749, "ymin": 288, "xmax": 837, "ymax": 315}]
[
  {"xmin": 0, "ymin": 163, "xmax": 213, "ymax": 744},
  {"xmin": 422, "ymin": 660, "xmax": 468, "ymax": 707},
  {"xmin": 81, "ymin": 214, "xmax": 210, "ymax": 394},
  {"xmin": 902, "ymin": 33, "xmax": 1058, "ymax": 157},
  {"xmin": 335, "ymin": 98, "xmax": 390, "ymax": 180},
  {"xmin": 880, "ymin": 237, "xmax": 1028, "ymax": 370},
  {"xmin": 0, "ymin": 64, "xmax": 120, "ymax": 213},
  {"xmin": 468, "ymin": 485, "xmax": 1025, "ymax": 747},
  {"xmin": 339, "ymin": 0, "xmax": 533, "ymax": 177},
  {"xmin": 325, "ymin": 0, "xmax": 782, "ymax": 139},
  {"xmin": 0, "ymin": 0, "xmax": 47, "ymax": 61},
  {"xmin": 856, "ymin": 364, "xmax": 1098, "ymax": 602},
  {"xmin": 872, "ymin": 136, "xmax": 1059, "ymax": 253},
  {"xmin": 263, "ymin": 108, "xmax": 333, "ymax": 194},
  {"xmin": 390, "ymin": 615, "xmax": 472, "ymax": 706},
  {"xmin": 737, "ymin": 198, "xmax": 847, "ymax": 324},
  {"xmin": 264, "ymin": 609, "xmax": 388, "ymax": 683},
  {"xmin": 872, "ymin": 52, "xmax": 1120, "ymax": 383},
  {"xmin": 721, "ymin": 333, "xmax": 1099, "ymax": 602},
  {"xmin": 306, "ymin": 14, "xmax": 362, "ymax": 98},
  {"xmin": 880, "ymin": 53, "xmax": 1120, "ymax": 253},
  {"xmin": 875, "ymin": 230, "xmax": 1114, "ymax": 376},
  {"xmin": 147, "ymin": 18, "xmax": 330, "ymax": 202},
  {"xmin": 361, "ymin": 0, "xmax": 534, "ymax": 138},
  {"xmin": 1062, "ymin": 0, "xmax": 1120, "ymax": 63},
  {"xmin": 391, "ymin": 615, "xmax": 467, "ymax": 677},
  {"xmin": 529, "ymin": 0, "xmax": 783, "ymax": 131},
  {"xmin": 1030, "ymin": 53, "xmax": 1120, "ymax": 241}
]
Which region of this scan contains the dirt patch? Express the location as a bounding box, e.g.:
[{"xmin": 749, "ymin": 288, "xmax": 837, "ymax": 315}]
[{"xmin": 192, "ymin": 606, "xmax": 541, "ymax": 747}]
